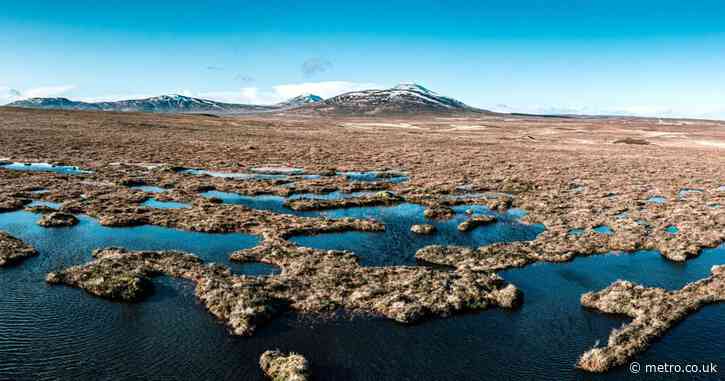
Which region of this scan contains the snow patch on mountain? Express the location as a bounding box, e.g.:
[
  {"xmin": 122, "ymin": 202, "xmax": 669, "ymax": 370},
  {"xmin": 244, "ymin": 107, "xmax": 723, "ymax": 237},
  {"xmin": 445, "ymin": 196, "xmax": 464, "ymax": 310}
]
[{"xmin": 304, "ymin": 83, "xmax": 474, "ymax": 114}]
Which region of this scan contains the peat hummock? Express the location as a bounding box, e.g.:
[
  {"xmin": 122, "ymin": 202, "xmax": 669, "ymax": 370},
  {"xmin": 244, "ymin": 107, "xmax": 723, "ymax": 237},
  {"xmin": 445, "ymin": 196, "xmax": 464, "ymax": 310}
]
[
  {"xmin": 37, "ymin": 212, "xmax": 79, "ymax": 227},
  {"xmin": 259, "ymin": 350, "xmax": 310, "ymax": 381},
  {"xmin": 0, "ymin": 231, "xmax": 36, "ymax": 266}
]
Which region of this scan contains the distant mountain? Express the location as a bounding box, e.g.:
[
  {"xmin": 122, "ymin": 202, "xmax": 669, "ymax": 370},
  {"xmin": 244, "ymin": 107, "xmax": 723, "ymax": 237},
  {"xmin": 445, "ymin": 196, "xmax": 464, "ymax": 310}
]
[
  {"xmin": 295, "ymin": 83, "xmax": 478, "ymax": 115},
  {"xmin": 5, "ymin": 85, "xmax": 478, "ymax": 115},
  {"xmin": 7, "ymin": 95, "xmax": 277, "ymax": 114},
  {"xmin": 276, "ymin": 94, "xmax": 323, "ymax": 108},
  {"xmin": 8, "ymin": 97, "xmax": 96, "ymax": 111}
]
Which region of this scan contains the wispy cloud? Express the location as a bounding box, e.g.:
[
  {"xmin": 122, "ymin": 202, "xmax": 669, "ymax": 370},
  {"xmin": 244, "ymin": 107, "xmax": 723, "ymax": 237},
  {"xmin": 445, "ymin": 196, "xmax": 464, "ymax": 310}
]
[
  {"xmin": 234, "ymin": 74, "xmax": 255, "ymax": 83},
  {"xmin": 0, "ymin": 87, "xmax": 19, "ymax": 104},
  {"xmin": 206, "ymin": 66, "xmax": 224, "ymax": 71},
  {"xmin": 301, "ymin": 58, "xmax": 332, "ymax": 77}
]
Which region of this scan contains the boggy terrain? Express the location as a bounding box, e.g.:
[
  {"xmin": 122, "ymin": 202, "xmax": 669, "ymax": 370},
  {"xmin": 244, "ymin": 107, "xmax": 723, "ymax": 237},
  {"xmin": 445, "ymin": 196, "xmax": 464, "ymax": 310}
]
[
  {"xmin": 47, "ymin": 246, "xmax": 519, "ymax": 335},
  {"xmin": 577, "ymin": 265, "xmax": 725, "ymax": 372},
  {"xmin": 0, "ymin": 106, "xmax": 724, "ymax": 373}
]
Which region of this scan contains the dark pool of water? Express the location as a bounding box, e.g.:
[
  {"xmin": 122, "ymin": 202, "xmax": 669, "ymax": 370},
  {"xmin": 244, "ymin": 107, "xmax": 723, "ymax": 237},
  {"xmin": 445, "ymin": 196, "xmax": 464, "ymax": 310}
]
[
  {"xmin": 648, "ymin": 196, "xmax": 667, "ymax": 204},
  {"xmin": 27, "ymin": 200, "xmax": 61, "ymax": 209},
  {"xmin": 1, "ymin": 206, "xmax": 722, "ymax": 380},
  {"xmin": 287, "ymin": 191, "xmax": 375, "ymax": 201},
  {"xmin": 200, "ymin": 191, "xmax": 319, "ymax": 217},
  {"xmin": 181, "ymin": 167, "xmax": 411, "ymax": 184},
  {"xmin": 142, "ymin": 199, "xmax": 191, "ymax": 209},
  {"xmin": 291, "ymin": 204, "xmax": 545, "ymax": 266},
  {"xmin": 593, "ymin": 225, "xmax": 614, "ymax": 235},
  {"xmin": 199, "ymin": 190, "xmax": 381, "ymax": 218},
  {"xmin": 180, "ymin": 168, "xmax": 288, "ymax": 181},
  {"xmin": 569, "ymin": 228, "xmax": 585, "ymax": 237},
  {"xmin": 249, "ymin": 167, "xmax": 305, "ymax": 175},
  {"xmin": 0, "ymin": 210, "xmax": 267, "ymax": 380},
  {"xmin": 232, "ymin": 262, "xmax": 281, "ymax": 277},
  {"xmin": 0, "ymin": 210, "xmax": 260, "ymax": 273},
  {"xmin": 337, "ymin": 171, "xmax": 409, "ymax": 183},
  {"xmin": 130, "ymin": 185, "xmax": 168, "ymax": 194},
  {"xmin": 0, "ymin": 162, "xmax": 92, "ymax": 175},
  {"xmin": 678, "ymin": 188, "xmax": 704, "ymax": 199}
]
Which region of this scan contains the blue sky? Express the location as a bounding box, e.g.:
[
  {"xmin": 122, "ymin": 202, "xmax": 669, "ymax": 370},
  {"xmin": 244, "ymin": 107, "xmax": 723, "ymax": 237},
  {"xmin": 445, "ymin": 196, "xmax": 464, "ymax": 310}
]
[{"xmin": 2, "ymin": 1, "xmax": 725, "ymax": 118}]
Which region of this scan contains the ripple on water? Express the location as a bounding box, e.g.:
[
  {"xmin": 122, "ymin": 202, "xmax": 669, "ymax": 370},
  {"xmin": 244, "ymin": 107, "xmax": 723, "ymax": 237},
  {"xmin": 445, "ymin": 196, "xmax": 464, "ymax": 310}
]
[
  {"xmin": 498, "ymin": 245, "xmax": 725, "ymax": 381},
  {"xmin": 291, "ymin": 203, "xmax": 544, "ymax": 266},
  {"xmin": 287, "ymin": 191, "xmax": 376, "ymax": 201},
  {"xmin": 200, "ymin": 191, "xmax": 318, "ymax": 217},
  {"xmin": 200, "ymin": 190, "xmax": 382, "ymax": 217},
  {"xmin": 0, "ymin": 210, "xmax": 261, "ymax": 380},
  {"xmin": 0, "ymin": 207, "xmax": 723, "ymax": 379}
]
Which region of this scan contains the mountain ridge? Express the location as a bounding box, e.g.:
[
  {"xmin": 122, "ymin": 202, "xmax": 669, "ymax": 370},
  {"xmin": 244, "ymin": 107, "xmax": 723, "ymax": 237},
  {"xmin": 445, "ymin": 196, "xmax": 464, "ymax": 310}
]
[
  {"xmin": 292, "ymin": 83, "xmax": 480, "ymax": 115},
  {"xmin": 6, "ymin": 94, "xmax": 279, "ymax": 114},
  {"xmin": 5, "ymin": 83, "xmax": 480, "ymax": 115}
]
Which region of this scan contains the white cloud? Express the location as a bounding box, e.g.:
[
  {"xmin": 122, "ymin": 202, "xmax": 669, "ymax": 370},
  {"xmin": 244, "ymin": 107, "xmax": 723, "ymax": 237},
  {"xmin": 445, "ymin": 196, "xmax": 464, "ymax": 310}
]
[
  {"xmin": 22, "ymin": 85, "xmax": 76, "ymax": 98},
  {"xmin": 188, "ymin": 81, "xmax": 380, "ymax": 105}
]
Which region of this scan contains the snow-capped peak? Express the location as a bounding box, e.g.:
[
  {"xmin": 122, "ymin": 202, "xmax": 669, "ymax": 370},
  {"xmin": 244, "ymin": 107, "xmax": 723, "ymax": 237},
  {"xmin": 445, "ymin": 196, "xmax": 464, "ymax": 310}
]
[
  {"xmin": 150, "ymin": 94, "xmax": 194, "ymax": 102},
  {"xmin": 293, "ymin": 94, "xmax": 323, "ymax": 102},
  {"xmin": 277, "ymin": 94, "xmax": 324, "ymax": 107},
  {"xmin": 392, "ymin": 83, "xmax": 437, "ymax": 95}
]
